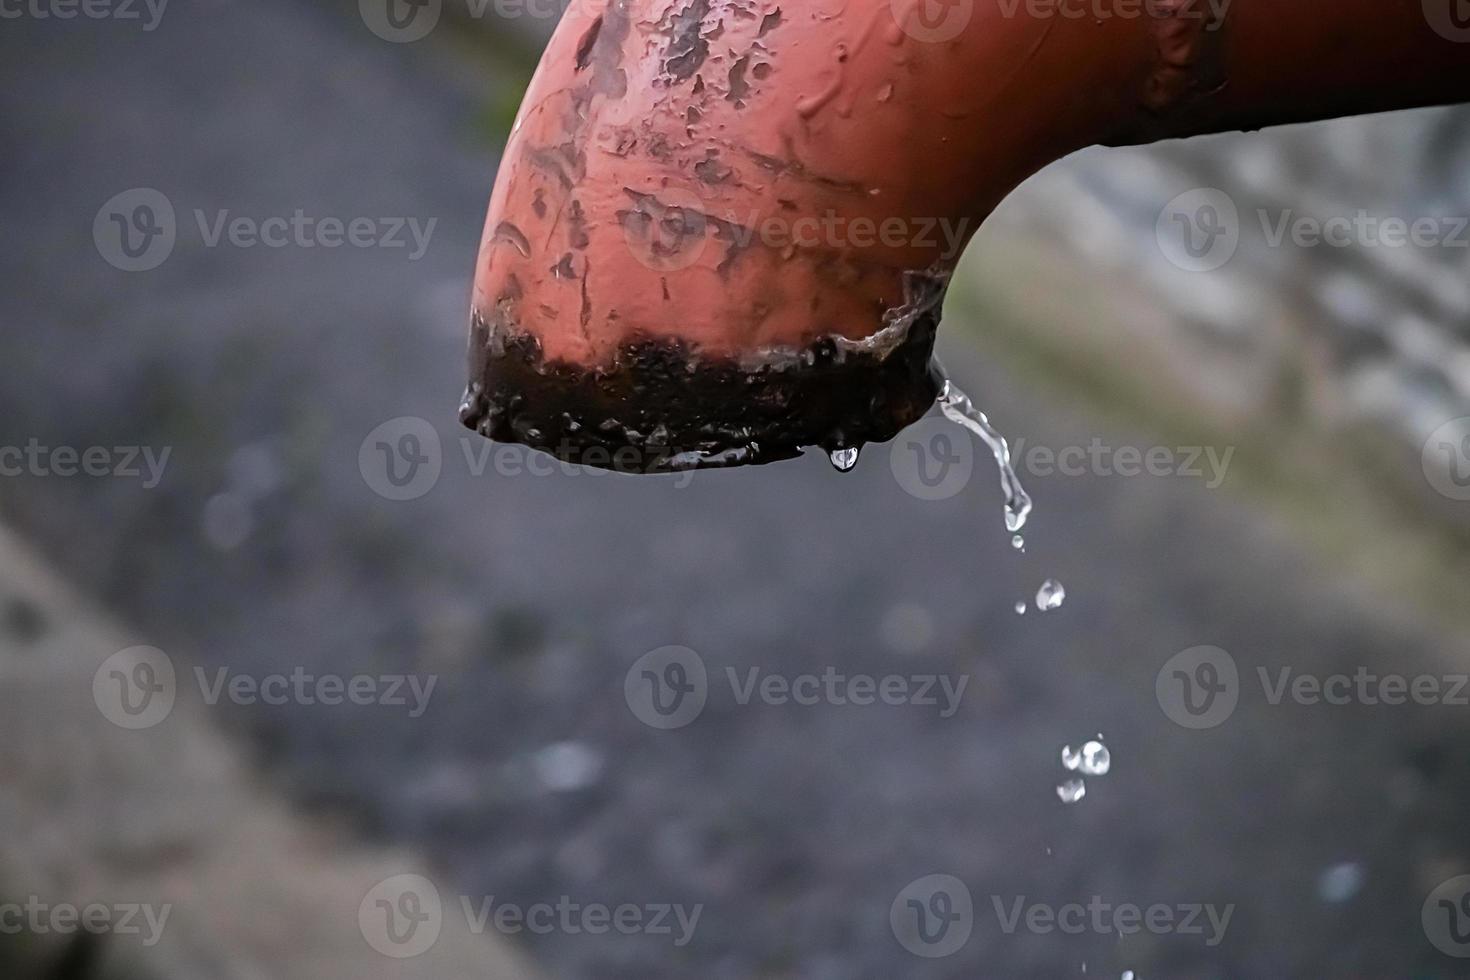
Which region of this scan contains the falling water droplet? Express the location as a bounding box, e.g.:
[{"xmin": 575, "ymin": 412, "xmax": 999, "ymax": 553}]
[
  {"xmin": 1317, "ymin": 861, "xmax": 1364, "ymax": 903},
  {"xmin": 829, "ymin": 447, "xmax": 859, "ymax": 472},
  {"xmin": 1122, "ymin": 972, "xmax": 1136, "ymax": 980},
  {"xmin": 529, "ymin": 741, "xmax": 605, "ymax": 793},
  {"xmin": 1014, "ymin": 600, "xmax": 1027, "ymax": 615},
  {"xmin": 1011, "ymin": 534, "xmax": 1025, "ymax": 551},
  {"xmin": 934, "ymin": 368, "xmax": 1033, "ymax": 532},
  {"xmin": 202, "ymin": 492, "xmax": 253, "ymax": 552},
  {"xmin": 1056, "ymin": 777, "xmax": 1086, "ymax": 804},
  {"xmin": 1079, "ymin": 740, "xmax": 1111, "ymax": 775},
  {"xmin": 1035, "ymin": 579, "xmax": 1066, "ymax": 611},
  {"xmin": 1061, "ymin": 744, "xmax": 1082, "ymax": 771}
]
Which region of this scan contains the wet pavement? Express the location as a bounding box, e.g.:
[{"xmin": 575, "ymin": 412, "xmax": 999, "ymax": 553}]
[{"xmin": 4, "ymin": 2, "xmax": 1470, "ymax": 977}]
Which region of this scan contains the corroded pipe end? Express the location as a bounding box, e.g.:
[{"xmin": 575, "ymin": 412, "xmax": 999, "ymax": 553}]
[
  {"xmin": 459, "ymin": 270, "xmax": 946, "ymax": 473},
  {"xmin": 458, "ymin": 0, "xmax": 1002, "ymax": 474}
]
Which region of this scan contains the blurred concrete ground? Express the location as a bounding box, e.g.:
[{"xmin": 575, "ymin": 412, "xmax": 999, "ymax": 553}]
[
  {"xmin": 3, "ymin": 1, "xmax": 1470, "ymax": 978},
  {"xmin": 0, "ymin": 525, "xmax": 542, "ymax": 980}
]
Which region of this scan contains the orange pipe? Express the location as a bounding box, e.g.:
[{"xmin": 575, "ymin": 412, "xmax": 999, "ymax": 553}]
[{"xmin": 461, "ymin": 0, "xmax": 1470, "ymax": 472}]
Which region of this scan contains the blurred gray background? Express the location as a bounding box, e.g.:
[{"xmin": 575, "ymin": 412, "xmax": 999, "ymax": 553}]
[{"xmin": 2, "ymin": 1, "xmax": 1470, "ymax": 977}]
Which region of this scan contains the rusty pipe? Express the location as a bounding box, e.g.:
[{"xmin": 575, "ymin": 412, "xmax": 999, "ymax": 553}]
[{"xmin": 460, "ymin": 0, "xmax": 1470, "ymax": 472}]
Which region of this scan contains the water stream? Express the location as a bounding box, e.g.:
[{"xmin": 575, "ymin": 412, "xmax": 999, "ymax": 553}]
[{"xmin": 932, "ymin": 362, "xmax": 1033, "ymax": 534}]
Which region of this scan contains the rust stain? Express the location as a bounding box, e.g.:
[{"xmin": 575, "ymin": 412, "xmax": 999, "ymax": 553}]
[
  {"xmin": 727, "ymin": 54, "xmax": 753, "ymax": 106},
  {"xmin": 694, "ymin": 151, "xmax": 734, "ymax": 184},
  {"xmin": 662, "ymin": 0, "xmax": 714, "ymax": 82},
  {"xmin": 574, "ymin": 15, "xmax": 603, "ymax": 71},
  {"xmin": 728, "ymin": 141, "xmax": 867, "ymax": 195},
  {"xmin": 492, "ymin": 221, "xmax": 532, "ymax": 258}
]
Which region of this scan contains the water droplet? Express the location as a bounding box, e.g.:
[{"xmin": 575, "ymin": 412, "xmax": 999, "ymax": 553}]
[
  {"xmin": 1035, "ymin": 578, "xmax": 1066, "ymax": 611},
  {"xmin": 1056, "ymin": 777, "xmax": 1086, "ymax": 804},
  {"xmin": 1122, "ymin": 972, "xmax": 1136, "ymax": 980},
  {"xmin": 530, "ymin": 741, "xmax": 605, "ymax": 793},
  {"xmin": 202, "ymin": 492, "xmax": 252, "ymax": 552},
  {"xmin": 829, "ymin": 447, "xmax": 859, "ymax": 472},
  {"xmin": 1061, "ymin": 744, "xmax": 1082, "ymax": 771},
  {"xmin": 1079, "ymin": 739, "xmax": 1111, "ymax": 775},
  {"xmin": 934, "ymin": 368, "xmax": 1033, "ymax": 532},
  {"xmin": 1317, "ymin": 861, "xmax": 1364, "ymax": 903},
  {"xmin": 1014, "ymin": 600, "xmax": 1026, "ymax": 615},
  {"xmin": 1011, "ymin": 534, "xmax": 1025, "ymax": 550}
]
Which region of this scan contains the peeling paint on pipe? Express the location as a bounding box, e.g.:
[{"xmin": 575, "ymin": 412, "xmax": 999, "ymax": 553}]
[{"xmin": 461, "ymin": 0, "xmax": 1470, "ymax": 473}]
